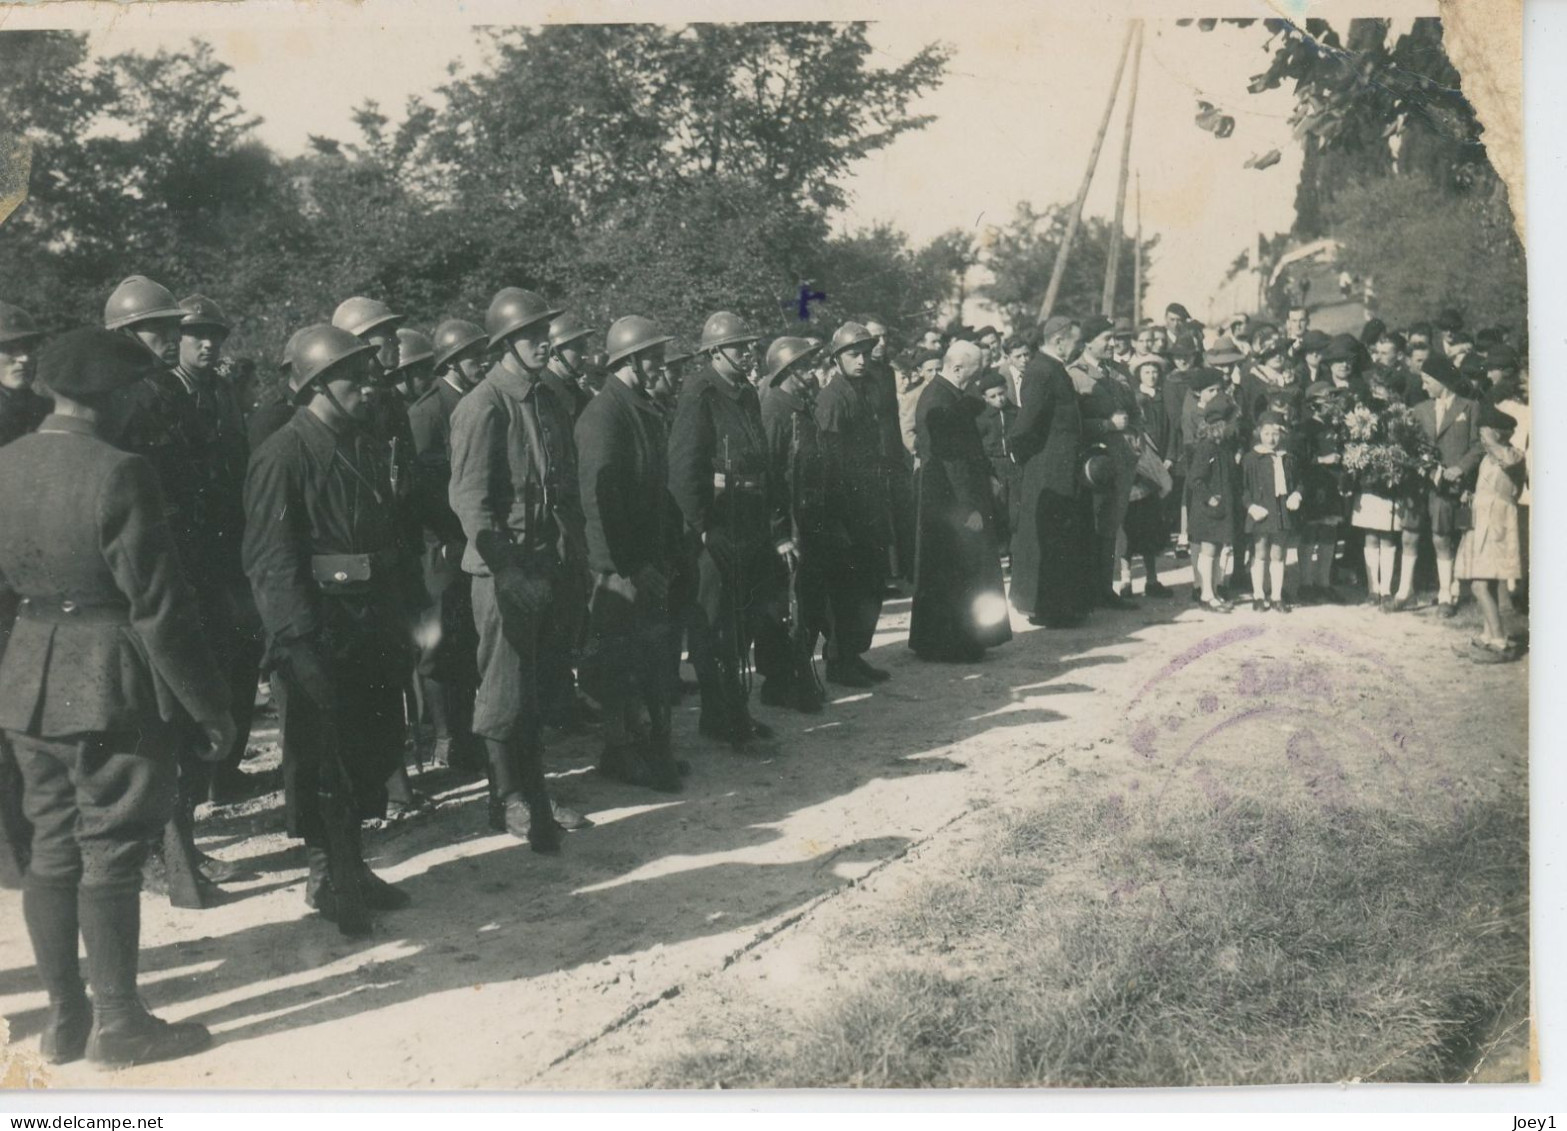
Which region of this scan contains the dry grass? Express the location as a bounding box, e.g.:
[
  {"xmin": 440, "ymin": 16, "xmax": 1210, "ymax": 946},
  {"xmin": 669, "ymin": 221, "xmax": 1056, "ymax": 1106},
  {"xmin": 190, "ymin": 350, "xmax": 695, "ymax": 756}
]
[{"xmin": 653, "ymin": 793, "xmax": 1529, "ymax": 1088}]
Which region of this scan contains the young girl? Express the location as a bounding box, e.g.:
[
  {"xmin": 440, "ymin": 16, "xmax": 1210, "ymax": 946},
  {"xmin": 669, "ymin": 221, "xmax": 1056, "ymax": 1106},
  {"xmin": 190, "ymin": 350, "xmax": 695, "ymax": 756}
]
[
  {"xmin": 1454, "ymin": 404, "xmax": 1525, "ymax": 662},
  {"xmin": 1186, "ymin": 390, "xmax": 1240, "ymax": 612},
  {"xmin": 1296, "ymin": 384, "xmax": 1347, "ymax": 603},
  {"xmin": 1241, "ymin": 411, "xmax": 1302, "ymax": 612}
]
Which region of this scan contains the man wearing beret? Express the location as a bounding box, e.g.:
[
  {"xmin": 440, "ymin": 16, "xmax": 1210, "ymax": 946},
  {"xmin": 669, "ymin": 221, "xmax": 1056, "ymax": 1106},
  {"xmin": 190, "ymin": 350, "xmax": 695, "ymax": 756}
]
[
  {"xmin": 1007, "ymin": 316, "xmax": 1091, "ymax": 628},
  {"xmin": 1393, "ymin": 354, "xmax": 1482, "ymax": 615},
  {"xmin": 0, "ymin": 329, "xmax": 233, "ymax": 1067}
]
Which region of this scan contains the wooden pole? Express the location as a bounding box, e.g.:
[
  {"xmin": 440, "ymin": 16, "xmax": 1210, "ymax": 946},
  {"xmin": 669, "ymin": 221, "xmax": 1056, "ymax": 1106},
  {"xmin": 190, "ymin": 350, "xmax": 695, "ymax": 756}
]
[
  {"xmin": 1133, "ymin": 171, "xmax": 1143, "ymax": 326},
  {"xmin": 1037, "ymin": 20, "xmax": 1137, "ymax": 325},
  {"xmin": 1101, "ymin": 20, "xmax": 1144, "ymax": 318}
]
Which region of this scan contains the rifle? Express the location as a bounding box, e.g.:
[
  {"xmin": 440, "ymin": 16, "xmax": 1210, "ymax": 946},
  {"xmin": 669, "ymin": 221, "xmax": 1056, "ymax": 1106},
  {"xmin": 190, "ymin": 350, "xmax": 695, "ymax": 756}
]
[
  {"xmin": 721, "ymin": 438, "xmax": 752, "ymax": 695},
  {"xmin": 788, "ymin": 413, "xmax": 825, "ymax": 696}
]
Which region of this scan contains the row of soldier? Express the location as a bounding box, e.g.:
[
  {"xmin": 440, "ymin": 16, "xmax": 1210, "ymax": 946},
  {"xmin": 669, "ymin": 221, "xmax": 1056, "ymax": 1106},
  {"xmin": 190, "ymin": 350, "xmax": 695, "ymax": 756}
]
[{"xmin": 0, "ymin": 279, "xmax": 1024, "ymax": 1070}]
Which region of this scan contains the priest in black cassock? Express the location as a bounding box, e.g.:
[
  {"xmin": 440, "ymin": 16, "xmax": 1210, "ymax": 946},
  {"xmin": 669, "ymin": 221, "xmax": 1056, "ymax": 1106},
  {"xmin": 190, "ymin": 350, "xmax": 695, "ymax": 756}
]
[{"xmin": 909, "ymin": 341, "xmax": 1014, "ymax": 663}]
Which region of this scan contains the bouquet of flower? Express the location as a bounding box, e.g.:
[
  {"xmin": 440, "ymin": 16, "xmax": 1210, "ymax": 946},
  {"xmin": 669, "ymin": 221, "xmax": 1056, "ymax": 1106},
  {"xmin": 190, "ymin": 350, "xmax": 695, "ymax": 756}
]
[{"xmin": 1341, "ymin": 402, "xmax": 1438, "ymax": 496}]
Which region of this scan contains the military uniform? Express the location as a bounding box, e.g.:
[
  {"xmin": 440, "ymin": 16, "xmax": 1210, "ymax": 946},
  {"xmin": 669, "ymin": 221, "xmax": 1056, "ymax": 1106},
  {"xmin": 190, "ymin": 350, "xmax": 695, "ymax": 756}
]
[
  {"xmin": 2, "ymin": 330, "xmax": 228, "ymax": 1067},
  {"xmin": 0, "ymin": 384, "xmax": 50, "ymax": 448},
  {"xmin": 575, "ymin": 373, "xmax": 681, "ymax": 787},
  {"xmin": 448, "ymin": 352, "xmax": 584, "ymax": 834},
  {"xmin": 243, "ymin": 409, "xmax": 421, "ymax": 860},
  {"xmin": 761, "ymin": 379, "xmax": 836, "ymax": 701},
  {"xmin": 667, "ymin": 362, "xmax": 786, "ymax": 739},
  {"xmin": 813, "ymin": 367, "xmax": 890, "ymax": 664},
  {"xmin": 407, "ymin": 375, "xmax": 481, "ymax": 769}
]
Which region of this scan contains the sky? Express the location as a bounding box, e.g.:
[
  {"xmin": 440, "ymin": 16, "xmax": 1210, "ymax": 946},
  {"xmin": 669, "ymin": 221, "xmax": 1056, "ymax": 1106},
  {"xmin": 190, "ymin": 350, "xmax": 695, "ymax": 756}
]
[{"xmin": 48, "ymin": 5, "xmax": 1427, "ymax": 329}]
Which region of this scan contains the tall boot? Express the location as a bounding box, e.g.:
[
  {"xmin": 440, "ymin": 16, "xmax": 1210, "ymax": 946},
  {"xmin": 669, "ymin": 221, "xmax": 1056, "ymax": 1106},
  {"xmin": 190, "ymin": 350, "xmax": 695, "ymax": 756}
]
[
  {"xmin": 23, "ymin": 878, "xmax": 90, "ymax": 1064},
  {"xmin": 350, "ymin": 821, "xmax": 410, "ymax": 911},
  {"xmin": 515, "ymin": 735, "xmax": 563, "ymax": 855},
  {"xmin": 80, "ymin": 881, "xmax": 211, "ymax": 1068},
  {"xmin": 316, "ymin": 798, "xmax": 371, "ymax": 938}
]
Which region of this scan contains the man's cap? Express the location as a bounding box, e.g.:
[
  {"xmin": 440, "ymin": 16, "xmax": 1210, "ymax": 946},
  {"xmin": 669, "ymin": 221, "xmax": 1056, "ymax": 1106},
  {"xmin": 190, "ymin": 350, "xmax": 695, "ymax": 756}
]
[
  {"xmin": 1300, "ymin": 330, "xmax": 1332, "ymax": 354},
  {"xmin": 1039, "ymin": 315, "xmax": 1077, "ymax": 342}
]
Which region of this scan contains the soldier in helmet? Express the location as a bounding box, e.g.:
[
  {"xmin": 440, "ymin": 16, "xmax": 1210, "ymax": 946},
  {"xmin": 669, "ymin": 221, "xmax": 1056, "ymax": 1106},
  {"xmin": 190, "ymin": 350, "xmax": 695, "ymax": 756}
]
[
  {"xmin": 667, "ymin": 311, "xmax": 786, "ymax": 746},
  {"xmin": 173, "ymin": 294, "xmax": 266, "ymax": 807},
  {"xmin": 545, "ymin": 313, "xmax": 596, "ymax": 420},
  {"xmin": 813, "ymin": 321, "xmax": 893, "ymax": 687},
  {"xmin": 247, "ymin": 331, "xmax": 305, "ymax": 450},
  {"xmin": 405, "ymin": 319, "xmax": 489, "ymax": 772},
  {"xmin": 0, "ymin": 302, "xmax": 50, "ymax": 447},
  {"xmin": 574, "ymin": 316, "xmax": 684, "ymax": 792},
  {"xmin": 390, "ymin": 328, "xmax": 437, "ymax": 406},
  {"xmin": 101, "ymin": 276, "xmax": 238, "ymax": 906},
  {"xmin": 331, "ymin": 297, "xmax": 433, "ymax": 817},
  {"xmin": 243, "ymin": 324, "xmax": 424, "ymax": 935},
  {"xmin": 758, "ymin": 336, "xmax": 833, "ymax": 714},
  {"xmin": 448, "ymin": 287, "xmax": 592, "ymax": 850}
]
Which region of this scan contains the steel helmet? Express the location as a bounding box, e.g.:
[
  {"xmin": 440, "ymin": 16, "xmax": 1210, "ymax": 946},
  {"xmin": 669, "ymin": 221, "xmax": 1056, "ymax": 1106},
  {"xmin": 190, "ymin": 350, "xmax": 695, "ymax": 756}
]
[
  {"xmin": 664, "ymin": 342, "xmax": 693, "ymax": 370},
  {"xmin": 827, "ymin": 321, "xmax": 875, "ymax": 358},
  {"xmin": 764, "ymin": 336, "xmax": 821, "ymax": 387},
  {"xmin": 281, "ymin": 326, "xmax": 311, "ymax": 369},
  {"xmin": 698, "ymin": 311, "xmax": 760, "ymax": 354},
  {"xmin": 432, "ymin": 319, "xmax": 487, "ymax": 370},
  {"xmin": 0, "ymin": 302, "xmax": 43, "ymax": 347},
  {"xmin": 331, "ymin": 296, "xmax": 402, "ymax": 339},
  {"xmin": 178, "ymin": 294, "xmax": 233, "ymax": 334},
  {"xmin": 394, "ymin": 328, "xmax": 435, "ymax": 370},
  {"xmin": 605, "ymin": 316, "xmax": 674, "ymax": 367},
  {"xmin": 548, "ymin": 312, "xmax": 594, "ymax": 351},
  {"xmin": 103, "ymin": 276, "xmax": 185, "ymax": 331},
  {"xmin": 485, "ymin": 287, "xmax": 562, "ymax": 347},
  {"xmin": 287, "ymin": 324, "xmax": 376, "ymax": 404}
]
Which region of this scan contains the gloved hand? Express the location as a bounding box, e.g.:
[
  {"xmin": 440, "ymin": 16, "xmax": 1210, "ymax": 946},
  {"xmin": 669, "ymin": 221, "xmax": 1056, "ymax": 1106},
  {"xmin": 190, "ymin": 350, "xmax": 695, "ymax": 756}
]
[
  {"xmin": 632, "ymin": 565, "xmax": 669, "ymax": 608},
  {"xmin": 494, "ymin": 563, "xmax": 552, "ymax": 620}
]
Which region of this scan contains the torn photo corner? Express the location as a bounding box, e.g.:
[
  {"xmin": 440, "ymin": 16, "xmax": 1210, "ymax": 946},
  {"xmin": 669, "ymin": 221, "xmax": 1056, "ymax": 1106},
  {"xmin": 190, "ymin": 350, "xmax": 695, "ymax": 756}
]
[{"xmin": 0, "ymin": 0, "xmax": 1532, "ymax": 1095}]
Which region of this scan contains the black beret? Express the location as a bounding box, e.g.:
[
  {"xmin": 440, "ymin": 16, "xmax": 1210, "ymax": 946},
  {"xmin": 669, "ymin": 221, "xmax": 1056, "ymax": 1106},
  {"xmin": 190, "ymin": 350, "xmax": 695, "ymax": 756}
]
[
  {"xmin": 1186, "ymin": 366, "xmax": 1222, "ymax": 393},
  {"xmin": 1421, "ymin": 353, "xmax": 1465, "ymax": 393},
  {"xmin": 1479, "ymin": 403, "xmax": 1516, "ymax": 431},
  {"xmin": 38, "ymin": 328, "xmax": 157, "ymax": 402},
  {"xmin": 1321, "ymin": 333, "xmax": 1364, "ymax": 365},
  {"xmin": 1080, "ymin": 315, "xmax": 1114, "ymax": 342},
  {"xmin": 977, "ymin": 370, "xmax": 1006, "ymax": 393},
  {"xmin": 1486, "ymin": 344, "xmax": 1521, "ymax": 372},
  {"xmin": 1300, "ymin": 330, "xmax": 1332, "ymax": 354}
]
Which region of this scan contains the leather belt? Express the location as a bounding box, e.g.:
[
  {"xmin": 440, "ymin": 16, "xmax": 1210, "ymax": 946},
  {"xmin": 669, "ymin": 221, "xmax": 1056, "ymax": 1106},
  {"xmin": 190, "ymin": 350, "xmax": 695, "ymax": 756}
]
[{"xmin": 17, "ymin": 597, "xmax": 132, "ymax": 624}]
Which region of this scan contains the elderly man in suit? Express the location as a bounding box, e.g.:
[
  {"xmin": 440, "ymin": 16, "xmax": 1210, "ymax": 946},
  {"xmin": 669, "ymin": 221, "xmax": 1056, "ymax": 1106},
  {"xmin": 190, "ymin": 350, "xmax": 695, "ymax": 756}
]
[
  {"xmin": 1392, "ymin": 354, "xmax": 1483, "ymax": 614},
  {"xmin": 0, "ymin": 329, "xmax": 232, "ymax": 1068},
  {"xmin": 1007, "ymin": 316, "xmax": 1091, "ymax": 628}
]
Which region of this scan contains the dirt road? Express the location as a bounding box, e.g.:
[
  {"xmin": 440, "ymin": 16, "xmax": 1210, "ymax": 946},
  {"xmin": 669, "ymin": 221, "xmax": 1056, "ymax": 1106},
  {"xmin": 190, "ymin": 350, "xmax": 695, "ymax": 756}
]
[{"xmin": 0, "ymin": 564, "xmax": 1527, "ymax": 1091}]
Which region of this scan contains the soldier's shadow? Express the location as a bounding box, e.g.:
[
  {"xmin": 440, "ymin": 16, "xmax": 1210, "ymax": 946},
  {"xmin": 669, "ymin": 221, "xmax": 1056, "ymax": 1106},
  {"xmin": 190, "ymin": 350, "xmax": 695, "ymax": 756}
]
[{"xmin": 2, "ymin": 585, "xmax": 1147, "ymax": 1055}]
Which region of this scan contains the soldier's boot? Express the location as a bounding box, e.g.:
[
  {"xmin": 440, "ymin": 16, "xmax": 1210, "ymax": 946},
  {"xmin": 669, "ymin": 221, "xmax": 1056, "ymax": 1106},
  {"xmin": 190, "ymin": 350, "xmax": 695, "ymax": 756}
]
[
  {"xmin": 643, "ymin": 706, "xmax": 684, "ymax": 795},
  {"xmin": 23, "ymin": 877, "xmax": 91, "ymax": 1064},
  {"xmin": 80, "ymin": 881, "xmax": 211, "ymax": 1068},
  {"xmin": 350, "ymin": 822, "xmax": 410, "ymax": 912},
  {"xmin": 516, "ymin": 738, "xmax": 564, "ymax": 855},
  {"xmin": 314, "ymin": 802, "xmax": 371, "ymax": 939}
]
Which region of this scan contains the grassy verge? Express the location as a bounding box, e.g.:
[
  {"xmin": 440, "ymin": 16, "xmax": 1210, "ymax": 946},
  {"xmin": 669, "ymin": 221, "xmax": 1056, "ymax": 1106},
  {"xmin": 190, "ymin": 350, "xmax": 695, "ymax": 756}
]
[{"xmin": 653, "ymin": 794, "xmax": 1529, "ymax": 1087}]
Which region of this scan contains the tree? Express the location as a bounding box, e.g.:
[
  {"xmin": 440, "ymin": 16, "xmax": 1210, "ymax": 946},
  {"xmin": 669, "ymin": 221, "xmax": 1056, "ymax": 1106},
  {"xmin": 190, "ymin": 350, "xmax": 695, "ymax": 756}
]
[
  {"xmin": 915, "ymin": 228, "xmax": 980, "ymax": 325},
  {"xmin": 1179, "ymin": 18, "xmax": 1495, "ymax": 239},
  {"xmin": 1326, "ymin": 173, "xmax": 1525, "ymax": 334},
  {"xmin": 977, "ymin": 202, "xmax": 1156, "ymax": 330}
]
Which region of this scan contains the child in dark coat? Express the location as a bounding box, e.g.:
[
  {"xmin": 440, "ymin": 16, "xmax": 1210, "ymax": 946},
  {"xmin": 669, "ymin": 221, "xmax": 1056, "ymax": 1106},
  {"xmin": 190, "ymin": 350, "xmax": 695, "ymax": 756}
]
[
  {"xmin": 1187, "ymin": 393, "xmax": 1241, "ymax": 612},
  {"xmin": 1241, "ymin": 411, "xmax": 1302, "ymax": 612},
  {"xmin": 976, "ymin": 371, "xmax": 1019, "ymax": 554}
]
